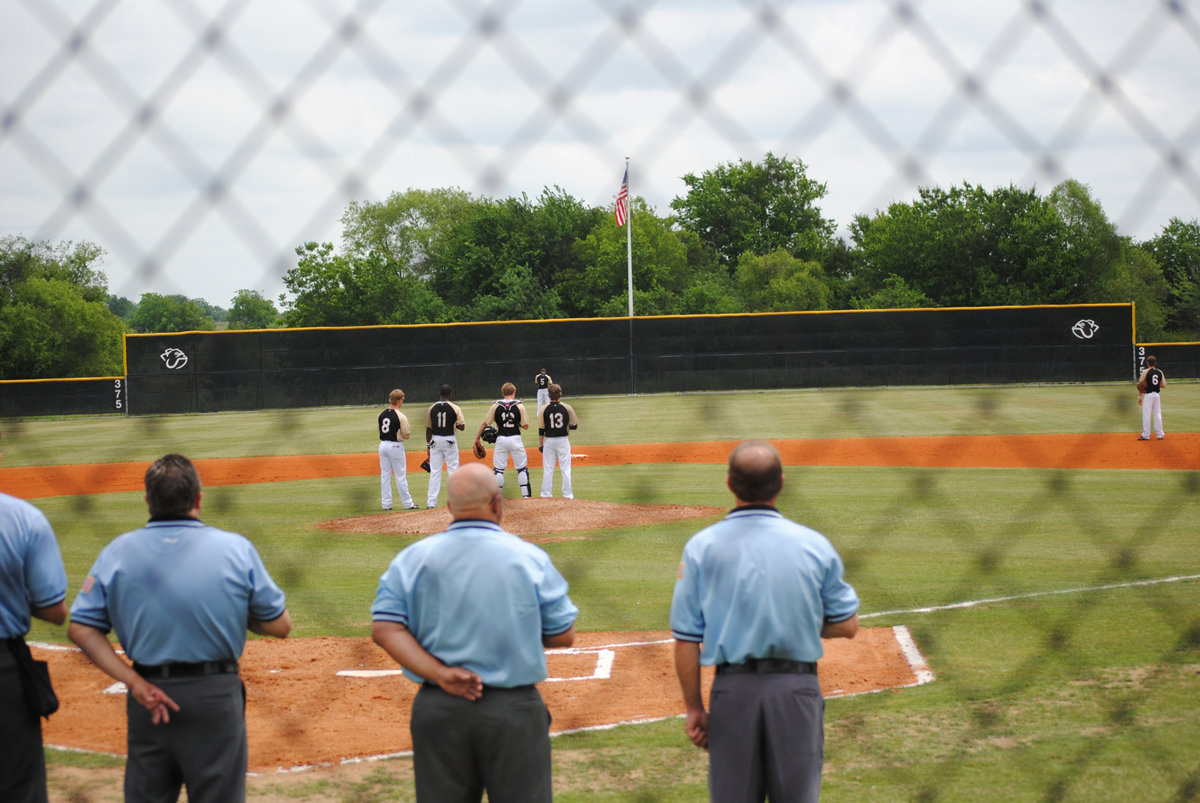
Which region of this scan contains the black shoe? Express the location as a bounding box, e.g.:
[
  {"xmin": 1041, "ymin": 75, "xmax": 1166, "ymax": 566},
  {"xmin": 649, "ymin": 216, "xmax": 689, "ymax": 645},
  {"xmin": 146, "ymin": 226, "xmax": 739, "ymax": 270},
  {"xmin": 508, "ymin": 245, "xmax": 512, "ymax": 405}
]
[{"xmin": 1137, "ymin": 436, "xmax": 1150, "ymax": 441}]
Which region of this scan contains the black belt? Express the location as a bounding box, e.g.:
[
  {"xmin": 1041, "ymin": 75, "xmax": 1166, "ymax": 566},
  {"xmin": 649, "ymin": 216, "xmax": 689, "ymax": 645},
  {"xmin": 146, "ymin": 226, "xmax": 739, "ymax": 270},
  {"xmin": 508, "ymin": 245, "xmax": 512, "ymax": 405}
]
[
  {"xmin": 716, "ymin": 658, "xmax": 817, "ymax": 675},
  {"xmin": 134, "ymin": 660, "xmax": 239, "ymax": 679}
]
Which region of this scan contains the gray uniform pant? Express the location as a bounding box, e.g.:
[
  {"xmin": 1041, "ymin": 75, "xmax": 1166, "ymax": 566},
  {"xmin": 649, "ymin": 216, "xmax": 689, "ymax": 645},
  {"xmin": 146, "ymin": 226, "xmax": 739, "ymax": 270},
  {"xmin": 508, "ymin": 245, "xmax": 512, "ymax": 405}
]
[
  {"xmin": 124, "ymin": 673, "xmax": 246, "ymax": 803},
  {"xmin": 707, "ymin": 670, "xmax": 825, "ymax": 803},
  {"xmin": 411, "ymin": 683, "xmax": 552, "ymax": 803},
  {"xmin": 0, "ymin": 648, "xmax": 47, "ymax": 803}
]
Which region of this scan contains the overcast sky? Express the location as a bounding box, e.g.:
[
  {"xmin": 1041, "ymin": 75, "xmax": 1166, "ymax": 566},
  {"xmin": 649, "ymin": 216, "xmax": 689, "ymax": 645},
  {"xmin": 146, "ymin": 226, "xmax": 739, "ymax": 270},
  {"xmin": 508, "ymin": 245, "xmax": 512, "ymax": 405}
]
[{"xmin": 3, "ymin": 0, "xmax": 1199, "ymax": 307}]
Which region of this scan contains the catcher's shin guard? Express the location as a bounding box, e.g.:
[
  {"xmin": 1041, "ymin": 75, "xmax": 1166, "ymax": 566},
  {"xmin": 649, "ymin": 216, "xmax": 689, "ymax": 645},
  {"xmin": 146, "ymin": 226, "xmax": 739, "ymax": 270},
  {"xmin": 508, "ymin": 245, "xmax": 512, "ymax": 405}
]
[
  {"xmin": 494, "ymin": 468, "xmax": 506, "ymax": 488},
  {"xmin": 518, "ymin": 466, "xmax": 532, "ymax": 498}
]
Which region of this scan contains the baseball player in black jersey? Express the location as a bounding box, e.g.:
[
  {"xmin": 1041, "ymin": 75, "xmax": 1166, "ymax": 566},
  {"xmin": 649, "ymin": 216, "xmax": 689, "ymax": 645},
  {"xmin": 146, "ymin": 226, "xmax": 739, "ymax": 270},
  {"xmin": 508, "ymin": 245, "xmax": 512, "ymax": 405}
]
[
  {"xmin": 1137, "ymin": 355, "xmax": 1166, "ymax": 440},
  {"xmin": 538, "ymin": 383, "xmax": 579, "ymax": 499},
  {"xmin": 535, "ymin": 368, "xmax": 552, "ymax": 413},
  {"xmin": 378, "ymin": 389, "xmax": 416, "ymax": 510},
  {"xmin": 474, "ymin": 382, "xmax": 532, "ymax": 498},
  {"xmin": 424, "ymin": 384, "xmax": 466, "ymax": 508}
]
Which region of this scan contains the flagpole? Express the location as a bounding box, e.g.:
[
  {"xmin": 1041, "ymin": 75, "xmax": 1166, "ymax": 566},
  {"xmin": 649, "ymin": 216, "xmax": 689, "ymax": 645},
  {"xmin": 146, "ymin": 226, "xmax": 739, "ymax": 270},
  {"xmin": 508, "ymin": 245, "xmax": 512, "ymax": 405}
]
[
  {"xmin": 625, "ymin": 155, "xmax": 633, "ymax": 318},
  {"xmin": 622, "ymin": 156, "xmax": 635, "ymax": 395}
]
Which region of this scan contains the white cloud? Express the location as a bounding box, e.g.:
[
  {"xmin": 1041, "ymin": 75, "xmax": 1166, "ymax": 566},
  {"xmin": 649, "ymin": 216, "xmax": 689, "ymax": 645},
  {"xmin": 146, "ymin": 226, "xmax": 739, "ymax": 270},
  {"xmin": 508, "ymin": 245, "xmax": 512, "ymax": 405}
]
[{"xmin": 2, "ymin": 0, "xmax": 1199, "ymax": 306}]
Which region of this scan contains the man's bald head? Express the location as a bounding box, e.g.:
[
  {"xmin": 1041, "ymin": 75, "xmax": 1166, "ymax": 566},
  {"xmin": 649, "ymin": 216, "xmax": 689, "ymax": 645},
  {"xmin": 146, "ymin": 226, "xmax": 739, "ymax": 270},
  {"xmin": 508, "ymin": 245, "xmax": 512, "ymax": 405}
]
[
  {"xmin": 447, "ymin": 462, "xmax": 503, "ymax": 522},
  {"xmin": 727, "ymin": 440, "xmax": 784, "ymax": 504}
]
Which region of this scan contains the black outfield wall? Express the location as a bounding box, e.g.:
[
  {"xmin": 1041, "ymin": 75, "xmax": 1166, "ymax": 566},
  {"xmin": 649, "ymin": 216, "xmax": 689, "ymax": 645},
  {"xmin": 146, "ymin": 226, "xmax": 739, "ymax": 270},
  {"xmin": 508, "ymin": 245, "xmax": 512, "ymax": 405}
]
[
  {"xmin": 121, "ymin": 304, "xmax": 1134, "ymax": 415},
  {"xmin": 1136, "ymin": 342, "xmax": 1200, "ymax": 381},
  {"xmin": 0, "ymin": 377, "xmax": 126, "ymax": 418}
]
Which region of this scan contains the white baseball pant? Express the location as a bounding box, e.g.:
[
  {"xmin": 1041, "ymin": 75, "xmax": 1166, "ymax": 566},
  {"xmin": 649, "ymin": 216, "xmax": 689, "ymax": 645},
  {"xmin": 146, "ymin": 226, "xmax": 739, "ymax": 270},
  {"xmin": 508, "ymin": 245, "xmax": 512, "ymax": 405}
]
[
  {"xmin": 426, "ymin": 436, "xmax": 459, "ymax": 508},
  {"xmin": 492, "ymin": 434, "xmax": 531, "ymax": 497},
  {"xmin": 379, "ymin": 441, "xmax": 413, "ymax": 509},
  {"xmin": 1141, "ymin": 393, "xmax": 1164, "ymax": 439},
  {"xmin": 540, "ymin": 437, "xmax": 573, "ymax": 499}
]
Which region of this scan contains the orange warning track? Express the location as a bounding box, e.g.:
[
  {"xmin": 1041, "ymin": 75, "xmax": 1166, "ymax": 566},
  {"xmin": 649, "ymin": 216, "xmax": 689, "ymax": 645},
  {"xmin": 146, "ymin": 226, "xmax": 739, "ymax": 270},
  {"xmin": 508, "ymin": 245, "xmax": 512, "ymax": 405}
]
[{"xmin": 2, "ymin": 433, "xmax": 1196, "ymax": 499}]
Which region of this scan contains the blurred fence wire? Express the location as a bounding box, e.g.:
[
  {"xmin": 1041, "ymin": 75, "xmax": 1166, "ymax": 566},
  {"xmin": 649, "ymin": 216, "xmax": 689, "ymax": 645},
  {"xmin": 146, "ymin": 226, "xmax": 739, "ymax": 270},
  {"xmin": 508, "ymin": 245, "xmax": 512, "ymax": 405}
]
[
  {"xmin": 5, "ymin": 1, "xmax": 1200, "ymax": 800},
  {"xmin": 3, "ymin": 0, "xmax": 1200, "ymax": 301}
]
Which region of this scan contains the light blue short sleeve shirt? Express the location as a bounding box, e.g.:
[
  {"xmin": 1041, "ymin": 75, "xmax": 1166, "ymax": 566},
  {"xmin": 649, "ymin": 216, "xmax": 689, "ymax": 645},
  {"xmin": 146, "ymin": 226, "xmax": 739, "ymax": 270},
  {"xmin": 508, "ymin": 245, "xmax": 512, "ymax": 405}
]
[
  {"xmin": 372, "ymin": 520, "xmax": 578, "ymax": 687},
  {"xmin": 69, "ymin": 519, "xmax": 288, "ymax": 664},
  {"xmin": 0, "ymin": 493, "xmax": 68, "ymax": 639},
  {"xmin": 670, "ymin": 506, "xmax": 859, "ymax": 665}
]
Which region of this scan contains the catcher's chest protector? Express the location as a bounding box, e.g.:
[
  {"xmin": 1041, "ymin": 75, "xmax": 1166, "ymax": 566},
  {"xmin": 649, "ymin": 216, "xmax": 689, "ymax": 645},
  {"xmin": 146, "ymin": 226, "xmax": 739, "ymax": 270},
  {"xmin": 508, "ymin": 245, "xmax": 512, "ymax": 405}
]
[{"xmin": 495, "ymin": 401, "xmax": 522, "ymax": 436}]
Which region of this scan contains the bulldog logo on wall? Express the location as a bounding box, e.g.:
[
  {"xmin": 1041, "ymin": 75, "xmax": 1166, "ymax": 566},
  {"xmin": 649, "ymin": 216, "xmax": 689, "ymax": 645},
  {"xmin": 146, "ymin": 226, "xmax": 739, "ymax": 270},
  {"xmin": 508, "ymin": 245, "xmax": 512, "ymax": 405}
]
[
  {"xmin": 160, "ymin": 347, "xmax": 189, "ymax": 369},
  {"xmin": 1071, "ymin": 319, "xmax": 1100, "ymax": 339}
]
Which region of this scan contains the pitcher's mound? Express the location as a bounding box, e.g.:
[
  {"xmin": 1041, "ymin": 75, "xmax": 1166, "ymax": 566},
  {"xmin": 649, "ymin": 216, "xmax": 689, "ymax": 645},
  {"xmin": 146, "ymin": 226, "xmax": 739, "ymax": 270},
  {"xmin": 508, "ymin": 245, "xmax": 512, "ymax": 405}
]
[{"xmin": 319, "ymin": 498, "xmax": 726, "ymax": 540}]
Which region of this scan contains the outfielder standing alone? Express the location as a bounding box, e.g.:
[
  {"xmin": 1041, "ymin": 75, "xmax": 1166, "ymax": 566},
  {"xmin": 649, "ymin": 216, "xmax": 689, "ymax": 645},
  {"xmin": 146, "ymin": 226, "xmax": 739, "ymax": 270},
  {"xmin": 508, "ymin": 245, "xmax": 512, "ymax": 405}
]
[
  {"xmin": 538, "ymin": 383, "xmax": 579, "ymax": 499},
  {"xmin": 378, "ymin": 389, "xmax": 416, "ymax": 511},
  {"xmin": 474, "ymin": 382, "xmax": 532, "ymax": 498},
  {"xmin": 1136, "ymin": 355, "xmax": 1166, "ymax": 440},
  {"xmin": 534, "ymin": 368, "xmax": 552, "ymax": 413},
  {"xmin": 424, "ymin": 384, "xmax": 466, "ymax": 509}
]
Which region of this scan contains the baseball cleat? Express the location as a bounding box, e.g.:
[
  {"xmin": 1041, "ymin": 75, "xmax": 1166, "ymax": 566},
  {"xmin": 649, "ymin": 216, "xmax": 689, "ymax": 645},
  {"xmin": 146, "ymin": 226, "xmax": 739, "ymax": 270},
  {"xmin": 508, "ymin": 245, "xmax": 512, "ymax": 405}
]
[{"xmin": 1137, "ymin": 436, "xmax": 1150, "ymax": 440}]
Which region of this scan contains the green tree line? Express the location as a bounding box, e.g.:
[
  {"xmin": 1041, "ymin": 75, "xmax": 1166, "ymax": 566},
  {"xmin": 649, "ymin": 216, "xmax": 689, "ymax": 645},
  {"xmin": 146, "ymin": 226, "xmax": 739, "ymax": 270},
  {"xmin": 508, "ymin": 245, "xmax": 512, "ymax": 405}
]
[{"xmin": 3, "ymin": 152, "xmax": 1199, "ymax": 379}]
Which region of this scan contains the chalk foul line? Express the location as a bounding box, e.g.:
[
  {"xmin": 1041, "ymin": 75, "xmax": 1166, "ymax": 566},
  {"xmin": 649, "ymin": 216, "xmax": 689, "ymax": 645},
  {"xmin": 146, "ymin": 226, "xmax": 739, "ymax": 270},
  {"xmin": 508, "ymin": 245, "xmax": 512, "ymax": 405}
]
[
  {"xmin": 336, "ymin": 648, "xmax": 617, "ymax": 683},
  {"xmin": 860, "ymin": 573, "xmax": 1200, "ymax": 620}
]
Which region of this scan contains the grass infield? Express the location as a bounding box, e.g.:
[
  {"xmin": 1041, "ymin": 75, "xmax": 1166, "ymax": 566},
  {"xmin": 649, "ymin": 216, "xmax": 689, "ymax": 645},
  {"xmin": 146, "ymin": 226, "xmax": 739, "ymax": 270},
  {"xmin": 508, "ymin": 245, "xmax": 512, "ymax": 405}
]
[{"xmin": 6, "ymin": 382, "xmax": 1199, "ymax": 801}]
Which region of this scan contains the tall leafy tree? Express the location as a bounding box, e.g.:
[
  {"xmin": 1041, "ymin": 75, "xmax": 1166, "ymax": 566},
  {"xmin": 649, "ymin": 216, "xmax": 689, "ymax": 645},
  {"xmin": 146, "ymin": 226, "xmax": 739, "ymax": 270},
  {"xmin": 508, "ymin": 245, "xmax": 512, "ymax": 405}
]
[
  {"xmin": 281, "ymin": 241, "xmax": 447, "ymax": 327},
  {"xmin": 573, "ymin": 199, "xmax": 733, "ymax": 316},
  {"xmin": 340, "ymin": 188, "xmax": 477, "ymax": 279},
  {"xmin": 1046, "ymin": 179, "xmax": 1122, "ymax": 300},
  {"xmin": 430, "ymin": 196, "xmax": 541, "ymax": 315},
  {"xmin": 850, "ymin": 275, "xmax": 934, "ymax": 310},
  {"xmin": 671, "ymin": 152, "xmax": 836, "ymax": 269},
  {"xmin": 1101, "ymin": 242, "xmax": 1171, "ymax": 342},
  {"xmin": 853, "ymin": 182, "xmax": 1108, "ymax": 307},
  {"xmin": 129, "ymin": 293, "xmax": 215, "ymax": 333},
  {"xmin": 0, "ymin": 236, "xmax": 123, "ymax": 378},
  {"xmin": 734, "ymin": 250, "xmax": 832, "ymax": 312},
  {"xmin": 1143, "ymin": 217, "xmax": 1200, "ymax": 336},
  {"xmin": 526, "ymin": 186, "xmax": 607, "ymax": 303},
  {"xmin": 107, "ymin": 295, "xmax": 137, "ymax": 320},
  {"xmin": 227, "ymin": 289, "xmax": 280, "ymax": 329}
]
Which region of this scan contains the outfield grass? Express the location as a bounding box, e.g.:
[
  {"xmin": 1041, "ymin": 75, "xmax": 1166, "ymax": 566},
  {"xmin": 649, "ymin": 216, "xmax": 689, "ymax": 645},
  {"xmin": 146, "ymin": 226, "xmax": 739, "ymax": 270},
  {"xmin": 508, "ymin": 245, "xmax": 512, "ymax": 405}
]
[{"xmin": 5, "ymin": 382, "xmax": 1198, "ymax": 801}]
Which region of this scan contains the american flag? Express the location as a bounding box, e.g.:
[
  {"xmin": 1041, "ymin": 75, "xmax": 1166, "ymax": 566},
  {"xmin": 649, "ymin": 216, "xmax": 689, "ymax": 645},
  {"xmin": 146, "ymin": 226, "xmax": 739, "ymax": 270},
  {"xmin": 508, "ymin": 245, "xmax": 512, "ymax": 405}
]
[{"xmin": 614, "ymin": 166, "xmax": 629, "ymax": 226}]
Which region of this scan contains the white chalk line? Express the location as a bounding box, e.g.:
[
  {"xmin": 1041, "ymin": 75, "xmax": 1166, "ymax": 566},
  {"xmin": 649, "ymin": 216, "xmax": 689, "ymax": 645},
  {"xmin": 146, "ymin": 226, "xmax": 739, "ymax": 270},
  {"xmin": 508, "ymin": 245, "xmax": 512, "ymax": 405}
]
[{"xmin": 860, "ymin": 573, "xmax": 1200, "ymax": 620}]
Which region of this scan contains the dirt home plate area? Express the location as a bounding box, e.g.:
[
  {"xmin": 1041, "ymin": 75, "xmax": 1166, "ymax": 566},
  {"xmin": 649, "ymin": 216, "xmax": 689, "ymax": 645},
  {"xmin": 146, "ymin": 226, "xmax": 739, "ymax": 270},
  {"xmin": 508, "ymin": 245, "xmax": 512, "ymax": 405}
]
[{"xmin": 17, "ymin": 433, "xmax": 1197, "ymax": 772}]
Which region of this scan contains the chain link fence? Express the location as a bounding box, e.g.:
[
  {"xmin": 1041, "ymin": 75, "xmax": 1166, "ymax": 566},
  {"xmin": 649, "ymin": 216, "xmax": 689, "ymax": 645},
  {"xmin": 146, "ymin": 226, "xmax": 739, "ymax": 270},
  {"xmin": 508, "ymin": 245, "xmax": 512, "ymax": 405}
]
[
  {"xmin": 4, "ymin": 1, "xmax": 1200, "ymax": 302},
  {"xmin": 5, "ymin": 2, "xmax": 1200, "ymax": 799}
]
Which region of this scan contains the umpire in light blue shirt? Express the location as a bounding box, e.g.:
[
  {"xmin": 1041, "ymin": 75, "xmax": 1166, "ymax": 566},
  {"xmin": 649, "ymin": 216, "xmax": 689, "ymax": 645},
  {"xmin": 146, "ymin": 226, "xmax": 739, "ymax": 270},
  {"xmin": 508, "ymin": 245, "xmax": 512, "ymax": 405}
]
[
  {"xmin": 1, "ymin": 486, "xmax": 68, "ymax": 803},
  {"xmin": 671, "ymin": 440, "xmax": 860, "ymax": 803},
  {"xmin": 68, "ymin": 454, "xmax": 291, "ymax": 803},
  {"xmin": 372, "ymin": 461, "xmax": 578, "ymax": 803}
]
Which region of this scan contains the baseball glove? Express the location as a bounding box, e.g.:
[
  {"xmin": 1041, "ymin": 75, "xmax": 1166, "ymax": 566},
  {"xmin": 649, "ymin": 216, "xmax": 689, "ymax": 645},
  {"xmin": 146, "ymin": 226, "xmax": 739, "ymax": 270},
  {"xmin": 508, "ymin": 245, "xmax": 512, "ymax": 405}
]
[
  {"xmin": 1137, "ymin": 378, "xmax": 1148, "ymax": 393},
  {"xmin": 473, "ymin": 441, "xmax": 487, "ymax": 460},
  {"xmin": 480, "ymin": 425, "xmax": 499, "ymax": 443}
]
